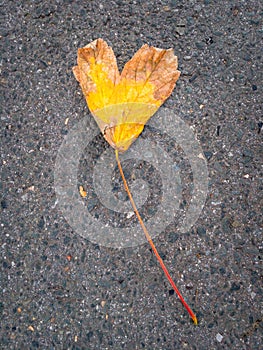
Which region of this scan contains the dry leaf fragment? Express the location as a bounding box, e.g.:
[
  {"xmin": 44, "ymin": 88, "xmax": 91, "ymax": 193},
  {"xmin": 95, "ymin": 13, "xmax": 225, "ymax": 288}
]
[
  {"xmin": 73, "ymin": 38, "xmax": 180, "ymax": 152},
  {"xmin": 79, "ymin": 185, "xmax": 87, "ymax": 198}
]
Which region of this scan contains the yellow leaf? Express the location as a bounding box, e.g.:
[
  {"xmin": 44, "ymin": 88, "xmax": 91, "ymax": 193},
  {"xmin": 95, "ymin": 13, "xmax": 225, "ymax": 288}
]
[
  {"xmin": 73, "ymin": 38, "xmax": 180, "ymax": 151},
  {"xmin": 73, "ymin": 39, "xmax": 198, "ymax": 325}
]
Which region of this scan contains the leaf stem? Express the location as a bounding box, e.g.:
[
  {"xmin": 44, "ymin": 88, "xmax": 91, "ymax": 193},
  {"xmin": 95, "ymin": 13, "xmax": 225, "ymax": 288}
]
[{"xmin": 115, "ymin": 150, "xmax": 197, "ymax": 325}]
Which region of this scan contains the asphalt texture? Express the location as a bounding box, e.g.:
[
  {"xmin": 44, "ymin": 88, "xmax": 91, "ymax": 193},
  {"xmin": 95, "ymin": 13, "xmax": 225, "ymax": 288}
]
[{"xmin": 1, "ymin": 1, "xmax": 262, "ymax": 349}]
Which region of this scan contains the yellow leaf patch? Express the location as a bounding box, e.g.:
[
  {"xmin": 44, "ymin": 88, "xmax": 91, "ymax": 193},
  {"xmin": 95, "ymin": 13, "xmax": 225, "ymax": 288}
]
[{"xmin": 73, "ymin": 38, "xmax": 180, "ymax": 152}]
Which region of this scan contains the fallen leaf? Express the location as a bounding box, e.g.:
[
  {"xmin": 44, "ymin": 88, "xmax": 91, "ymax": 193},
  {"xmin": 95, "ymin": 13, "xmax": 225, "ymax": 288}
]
[
  {"xmin": 73, "ymin": 38, "xmax": 180, "ymax": 152},
  {"xmin": 73, "ymin": 39, "xmax": 197, "ymax": 325}
]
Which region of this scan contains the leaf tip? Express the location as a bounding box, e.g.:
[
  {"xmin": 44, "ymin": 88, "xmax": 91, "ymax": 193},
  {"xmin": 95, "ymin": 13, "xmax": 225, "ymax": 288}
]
[{"xmin": 192, "ymin": 315, "xmax": 198, "ymax": 325}]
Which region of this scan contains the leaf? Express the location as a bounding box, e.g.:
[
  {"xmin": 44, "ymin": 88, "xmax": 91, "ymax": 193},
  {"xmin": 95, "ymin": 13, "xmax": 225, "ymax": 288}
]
[
  {"xmin": 73, "ymin": 39, "xmax": 198, "ymax": 325},
  {"xmin": 73, "ymin": 38, "xmax": 180, "ymax": 152}
]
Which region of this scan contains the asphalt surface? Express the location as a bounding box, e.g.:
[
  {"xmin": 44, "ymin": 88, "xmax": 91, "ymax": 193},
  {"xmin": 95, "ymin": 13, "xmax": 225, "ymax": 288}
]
[{"xmin": 1, "ymin": 1, "xmax": 262, "ymax": 349}]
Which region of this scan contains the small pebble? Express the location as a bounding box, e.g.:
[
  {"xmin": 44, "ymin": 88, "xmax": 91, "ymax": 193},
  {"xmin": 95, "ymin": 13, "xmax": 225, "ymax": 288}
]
[
  {"xmin": 197, "ymin": 153, "xmax": 206, "ymax": 160},
  {"xmin": 216, "ymin": 333, "xmax": 223, "ymax": 342},
  {"xmin": 126, "ymin": 211, "xmax": 134, "ymax": 219},
  {"xmin": 21, "ymin": 193, "xmax": 29, "ymax": 201},
  {"xmin": 1, "ymin": 200, "xmax": 8, "ymax": 209}
]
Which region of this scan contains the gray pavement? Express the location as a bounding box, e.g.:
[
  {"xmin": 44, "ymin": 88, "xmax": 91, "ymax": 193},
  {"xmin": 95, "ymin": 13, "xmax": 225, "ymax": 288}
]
[{"xmin": 1, "ymin": 1, "xmax": 262, "ymax": 349}]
